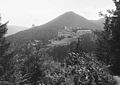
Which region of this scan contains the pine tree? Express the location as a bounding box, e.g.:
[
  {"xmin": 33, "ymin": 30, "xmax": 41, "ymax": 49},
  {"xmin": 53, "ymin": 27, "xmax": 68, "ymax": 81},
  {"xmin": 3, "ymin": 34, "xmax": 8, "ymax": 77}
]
[
  {"xmin": 96, "ymin": 0, "xmax": 120, "ymax": 75},
  {"xmin": 95, "ymin": 16, "xmax": 112, "ymax": 65},
  {"xmin": 0, "ymin": 17, "xmax": 10, "ymax": 77},
  {"xmin": 109, "ymin": 0, "xmax": 120, "ymax": 75}
]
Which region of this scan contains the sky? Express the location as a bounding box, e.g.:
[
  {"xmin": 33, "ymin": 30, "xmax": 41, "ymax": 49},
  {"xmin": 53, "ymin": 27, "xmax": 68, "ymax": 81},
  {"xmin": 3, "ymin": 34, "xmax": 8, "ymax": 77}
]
[{"xmin": 0, "ymin": 0, "xmax": 115, "ymax": 27}]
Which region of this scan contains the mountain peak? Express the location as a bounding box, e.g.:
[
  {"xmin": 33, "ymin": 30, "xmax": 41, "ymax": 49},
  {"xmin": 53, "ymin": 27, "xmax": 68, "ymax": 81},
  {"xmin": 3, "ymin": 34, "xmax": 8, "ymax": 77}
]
[
  {"xmin": 8, "ymin": 12, "xmax": 103, "ymax": 43},
  {"xmin": 64, "ymin": 11, "xmax": 77, "ymax": 15},
  {"xmin": 62, "ymin": 11, "xmax": 80, "ymax": 17}
]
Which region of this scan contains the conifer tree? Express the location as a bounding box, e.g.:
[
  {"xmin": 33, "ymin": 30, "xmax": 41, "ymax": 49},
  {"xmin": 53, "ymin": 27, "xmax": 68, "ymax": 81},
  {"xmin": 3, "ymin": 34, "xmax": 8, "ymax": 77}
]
[
  {"xmin": 0, "ymin": 16, "xmax": 10, "ymax": 77},
  {"xmin": 96, "ymin": 0, "xmax": 120, "ymax": 75},
  {"xmin": 109, "ymin": 0, "xmax": 120, "ymax": 75},
  {"xmin": 95, "ymin": 16, "xmax": 111, "ymax": 65}
]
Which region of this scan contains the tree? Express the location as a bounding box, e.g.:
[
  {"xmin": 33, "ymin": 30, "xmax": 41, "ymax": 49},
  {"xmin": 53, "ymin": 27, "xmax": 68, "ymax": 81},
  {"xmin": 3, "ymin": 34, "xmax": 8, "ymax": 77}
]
[
  {"xmin": 0, "ymin": 19, "xmax": 14, "ymax": 85},
  {"xmin": 96, "ymin": 0, "xmax": 120, "ymax": 75},
  {"xmin": 11, "ymin": 40, "xmax": 51, "ymax": 85},
  {"xmin": 0, "ymin": 21, "xmax": 10, "ymax": 77},
  {"xmin": 109, "ymin": 0, "xmax": 120, "ymax": 75},
  {"xmin": 95, "ymin": 16, "xmax": 112, "ymax": 65}
]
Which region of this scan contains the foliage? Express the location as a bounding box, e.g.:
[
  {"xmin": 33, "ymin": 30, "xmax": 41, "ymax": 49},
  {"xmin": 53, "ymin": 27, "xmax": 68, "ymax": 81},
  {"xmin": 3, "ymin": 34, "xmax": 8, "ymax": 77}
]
[
  {"xmin": 0, "ymin": 21, "xmax": 12, "ymax": 77},
  {"xmin": 0, "ymin": 21, "xmax": 16, "ymax": 84},
  {"xmin": 44, "ymin": 52, "xmax": 116, "ymax": 85},
  {"xmin": 65, "ymin": 52, "xmax": 116, "ymax": 85},
  {"xmin": 10, "ymin": 40, "xmax": 51, "ymax": 85},
  {"xmin": 78, "ymin": 32, "xmax": 96, "ymax": 53},
  {"xmin": 109, "ymin": 0, "xmax": 120, "ymax": 75},
  {"xmin": 95, "ymin": 0, "xmax": 120, "ymax": 75},
  {"xmin": 47, "ymin": 45, "xmax": 70, "ymax": 62},
  {"xmin": 95, "ymin": 16, "xmax": 112, "ymax": 65},
  {"xmin": 0, "ymin": 34, "xmax": 116, "ymax": 85}
]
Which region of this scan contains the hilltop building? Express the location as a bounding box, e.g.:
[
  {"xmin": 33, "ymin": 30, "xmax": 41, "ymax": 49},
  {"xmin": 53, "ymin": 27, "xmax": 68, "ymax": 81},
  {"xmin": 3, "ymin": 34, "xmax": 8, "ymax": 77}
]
[{"xmin": 58, "ymin": 26, "xmax": 92, "ymax": 38}]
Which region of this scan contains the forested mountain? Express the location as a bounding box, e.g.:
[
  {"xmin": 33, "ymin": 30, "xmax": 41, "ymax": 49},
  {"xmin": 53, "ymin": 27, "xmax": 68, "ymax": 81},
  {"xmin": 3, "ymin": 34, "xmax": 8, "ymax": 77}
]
[
  {"xmin": 1, "ymin": 0, "xmax": 119, "ymax": 84},
  {"xmin": 7, "ymin": 11, "xmax": 103, "ymax": 43}
]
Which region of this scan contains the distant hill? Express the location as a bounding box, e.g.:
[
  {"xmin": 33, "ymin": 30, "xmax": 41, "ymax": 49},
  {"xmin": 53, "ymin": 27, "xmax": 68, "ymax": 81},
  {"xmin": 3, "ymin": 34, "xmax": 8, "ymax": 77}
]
[
  {"xmin": 45, "ymin": 11, "xmax": 102, "ymax": 30},
  {"xmin": 6, "ymin": 25, "xmax": 28, "ymax": 36},
  {"xmin": 90, "ymin": 18, "xmax": 105, "ymax": 30},
  {"xmin": 8, "ymin": 11, "xmax": 103, "ymax": 43}
]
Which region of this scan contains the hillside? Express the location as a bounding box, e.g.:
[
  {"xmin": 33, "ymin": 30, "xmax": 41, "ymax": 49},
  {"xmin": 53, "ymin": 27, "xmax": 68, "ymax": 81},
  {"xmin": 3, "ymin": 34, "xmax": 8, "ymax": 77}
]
[
  {"xmin": 45, "ymin": 11, "xmax": 102, "ymax": 30},
  {"xmin": 8, "ymin": 11, "xmax": 103, "ymax": 43},
  {"xmin": 90, "ymin": 18, "xmax": 105, "ymax": 30}
]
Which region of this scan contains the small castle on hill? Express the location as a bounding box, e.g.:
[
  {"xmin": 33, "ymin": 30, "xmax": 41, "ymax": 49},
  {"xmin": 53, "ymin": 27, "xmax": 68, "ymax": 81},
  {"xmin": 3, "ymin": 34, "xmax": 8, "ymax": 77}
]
[{"xmin": 58, "ymin": 26, "xmax": 92, "ymax": 38}]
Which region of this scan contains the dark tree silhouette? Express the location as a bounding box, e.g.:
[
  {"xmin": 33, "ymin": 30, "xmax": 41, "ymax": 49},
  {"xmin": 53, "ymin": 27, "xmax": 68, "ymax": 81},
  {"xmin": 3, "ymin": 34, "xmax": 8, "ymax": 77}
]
[
  {"xmin": 0, "ymin": 21, "xmax": 10, "ymax": 77},
  {"xmin": 96, "ymin": 0, "xmax": 120, "ymax": 75},
  {"xmin": 109, "ymin": 0, "xmax": 120, "ymax": 75}
]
